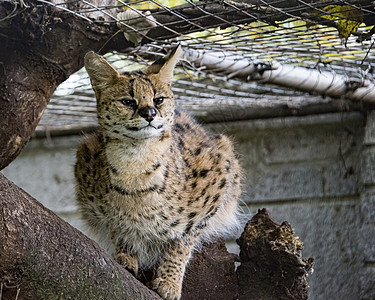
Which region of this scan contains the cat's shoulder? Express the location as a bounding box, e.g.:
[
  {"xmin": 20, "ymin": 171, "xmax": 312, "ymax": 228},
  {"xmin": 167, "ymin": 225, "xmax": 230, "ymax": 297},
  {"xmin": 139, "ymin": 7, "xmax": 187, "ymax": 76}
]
[{"xmin": 76, "ymin": 131, "xmax": 105, "ymax": 163}]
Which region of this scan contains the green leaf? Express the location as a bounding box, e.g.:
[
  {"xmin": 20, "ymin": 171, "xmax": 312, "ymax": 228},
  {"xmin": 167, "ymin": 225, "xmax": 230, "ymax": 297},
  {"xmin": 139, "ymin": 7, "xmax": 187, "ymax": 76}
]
[{"xmin": 320, "ymin": 5, "xmax": 363, "ymax": 39}]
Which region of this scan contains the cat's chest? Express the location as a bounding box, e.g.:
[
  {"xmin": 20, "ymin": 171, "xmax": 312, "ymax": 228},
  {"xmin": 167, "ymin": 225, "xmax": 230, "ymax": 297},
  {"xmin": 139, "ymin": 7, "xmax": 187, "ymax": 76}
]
[
  {"xmin": 99, "ymin": 135, "xmax": 190, "ymax": 240},
  {"xmin": 105, "ymin": 141, "xmax": 170, "ymax": 189},
  {"xmin": 104, "ymin": 194, "xmax": 185, "ymax": 242}
]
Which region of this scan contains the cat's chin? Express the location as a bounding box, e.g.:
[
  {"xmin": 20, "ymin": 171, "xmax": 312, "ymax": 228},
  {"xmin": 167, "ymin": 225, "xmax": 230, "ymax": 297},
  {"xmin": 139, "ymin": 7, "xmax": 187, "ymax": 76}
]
[
  {"xmin": 129, "ymin": 127, "xmax": 164, "ymax": 140},
  {"xmin": 112, "ymin": 126, "xmax": 165, "ymax": 140}
]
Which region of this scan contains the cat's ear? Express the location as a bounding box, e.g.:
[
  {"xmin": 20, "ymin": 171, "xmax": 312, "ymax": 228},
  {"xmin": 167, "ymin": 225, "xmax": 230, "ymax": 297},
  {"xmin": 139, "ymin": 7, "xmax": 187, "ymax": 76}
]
[
  {"xmin": 144, "ymin": 45, "xmax": 183, "ymax": 84},
  {"xmin": 84, "ymin": 51, "xmax": 119, "ymax": 93}
]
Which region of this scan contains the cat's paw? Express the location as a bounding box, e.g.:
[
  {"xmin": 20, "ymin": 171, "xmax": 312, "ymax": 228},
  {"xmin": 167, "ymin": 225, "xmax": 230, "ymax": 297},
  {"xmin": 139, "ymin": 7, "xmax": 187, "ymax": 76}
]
[
  {"xmin": 114, "ymin": 252, "xmax": 138, "ymax": 277},
  {"xmin": 151, "ymin": 277, "xmax": 181, "ymax": 300}
]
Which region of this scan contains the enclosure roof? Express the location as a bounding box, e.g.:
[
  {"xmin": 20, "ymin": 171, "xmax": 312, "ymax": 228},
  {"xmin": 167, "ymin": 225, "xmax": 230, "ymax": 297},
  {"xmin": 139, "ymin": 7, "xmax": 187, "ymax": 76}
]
[{"xmin": 35, "ymin": 0, "xmax": 375, "ymax": 135}]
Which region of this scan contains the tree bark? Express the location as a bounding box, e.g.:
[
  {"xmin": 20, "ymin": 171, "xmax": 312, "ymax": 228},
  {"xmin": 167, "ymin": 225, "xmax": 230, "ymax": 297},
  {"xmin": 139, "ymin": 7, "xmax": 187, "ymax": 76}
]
[
  {"xmin": 0, "ymin": 1, "xmax": 131, "ymax": 170},
  {"xmin": 182, "ymin": 240, "xmax": 239, "ymax": 300},
  {"xmin": 0, "ymin": 172, "xmax": 161, "ymax": 300},
  {"xmin": 236, "ymin": 208, "xmax": 314, "ymax": 300}
]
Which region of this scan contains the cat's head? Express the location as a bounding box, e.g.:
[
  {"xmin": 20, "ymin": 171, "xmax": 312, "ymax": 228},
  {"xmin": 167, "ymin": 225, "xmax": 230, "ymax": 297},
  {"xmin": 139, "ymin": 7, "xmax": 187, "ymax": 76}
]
[{"xmin": 84, "ymin": 46, "xmax": 182, "ymax": 140}]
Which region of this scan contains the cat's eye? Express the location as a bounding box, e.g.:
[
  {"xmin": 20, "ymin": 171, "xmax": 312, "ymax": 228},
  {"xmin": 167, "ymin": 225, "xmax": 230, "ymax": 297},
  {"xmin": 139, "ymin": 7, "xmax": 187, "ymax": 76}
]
[
  {"xmin": 120, "ymin": 98, "xmax": 137, "ymax": 108},
  {"xmin": 154, "ymin": 97, "xmax": 164, "ymax": 106}
]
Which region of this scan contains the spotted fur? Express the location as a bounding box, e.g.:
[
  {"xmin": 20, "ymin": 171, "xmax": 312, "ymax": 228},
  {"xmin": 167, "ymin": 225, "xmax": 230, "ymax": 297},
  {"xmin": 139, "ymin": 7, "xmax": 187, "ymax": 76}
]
[{"xmin": 75, "ymin": 46, "xmax": 242, "ymax": 300}]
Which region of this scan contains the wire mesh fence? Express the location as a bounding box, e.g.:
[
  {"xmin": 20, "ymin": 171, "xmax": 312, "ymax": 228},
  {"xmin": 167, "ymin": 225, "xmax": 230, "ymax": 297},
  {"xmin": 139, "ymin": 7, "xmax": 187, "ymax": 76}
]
[{"xmin": 31, "ymin": 0, "xmax": 375, "ymax": 133}]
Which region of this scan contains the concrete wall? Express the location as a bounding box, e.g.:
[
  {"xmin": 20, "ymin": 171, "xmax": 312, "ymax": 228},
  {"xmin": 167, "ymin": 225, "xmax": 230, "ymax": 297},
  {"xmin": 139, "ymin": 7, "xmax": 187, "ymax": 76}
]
[
  {"xmin": 359, "ymin": 111, "xmax": 375, "ymax": 300},
  {"xmin": 2, "ymin": 111, "xmax": 373, "ymax": 299},
  {"xmin": 215, "ymin": 112, "xmax": 365, "ymax": 300}
]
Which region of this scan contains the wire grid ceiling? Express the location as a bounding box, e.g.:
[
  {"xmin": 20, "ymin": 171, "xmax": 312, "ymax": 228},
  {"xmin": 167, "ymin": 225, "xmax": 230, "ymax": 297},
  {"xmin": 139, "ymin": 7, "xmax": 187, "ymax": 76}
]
[{"xmin": 37, "ymin": 0, "xmax": 375, "ymax": 133}]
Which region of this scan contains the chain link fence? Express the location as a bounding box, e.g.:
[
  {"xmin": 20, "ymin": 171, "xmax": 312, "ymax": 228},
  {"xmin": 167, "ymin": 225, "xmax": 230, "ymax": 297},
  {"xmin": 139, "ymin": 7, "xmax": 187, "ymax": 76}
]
[{"xmin": 32, "ymin": 0, "xmax": 375, "ymax": 132}]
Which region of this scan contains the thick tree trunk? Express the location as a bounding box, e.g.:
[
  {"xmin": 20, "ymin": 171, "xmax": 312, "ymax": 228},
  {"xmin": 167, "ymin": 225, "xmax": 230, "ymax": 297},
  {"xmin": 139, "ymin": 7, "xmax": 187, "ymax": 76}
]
[
  {"xmin": 0, "ymin": 1, "xmax": 130, "ymax": 170},
  {"xmin": 0, "ymin": 172, "xmax": 161, "ymax": 300}
]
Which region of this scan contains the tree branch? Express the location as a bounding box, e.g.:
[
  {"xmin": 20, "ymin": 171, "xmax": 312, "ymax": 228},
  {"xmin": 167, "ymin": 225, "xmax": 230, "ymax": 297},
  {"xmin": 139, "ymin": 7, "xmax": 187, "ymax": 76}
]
[{"xmin": 0, "ymin": 172, "xmax": 161, "ymax": 300}]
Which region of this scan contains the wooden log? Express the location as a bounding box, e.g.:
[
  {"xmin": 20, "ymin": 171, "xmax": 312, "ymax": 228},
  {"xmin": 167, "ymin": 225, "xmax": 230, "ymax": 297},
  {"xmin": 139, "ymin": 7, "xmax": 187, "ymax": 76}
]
[
  {"xmin": 0, "ymin": 1, "xmax": 129, "ymax": 170},
  {"xmin": 236, "ymin": 208, "xmax": 314, "ymax": 300},
  {"xmin": 0, "ymin": 172, "xmax": 161, "ymax": 300},
  {"xmin": 182, "ymin": 239, "xmax": 239, "ymax": 300}
]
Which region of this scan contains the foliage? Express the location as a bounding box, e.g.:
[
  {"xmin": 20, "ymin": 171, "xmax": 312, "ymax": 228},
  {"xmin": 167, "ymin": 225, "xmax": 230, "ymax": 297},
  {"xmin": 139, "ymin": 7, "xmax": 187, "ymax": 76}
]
[{"xmin": 319, "ymin": 5, "xmax": 364, "ymax": 40}]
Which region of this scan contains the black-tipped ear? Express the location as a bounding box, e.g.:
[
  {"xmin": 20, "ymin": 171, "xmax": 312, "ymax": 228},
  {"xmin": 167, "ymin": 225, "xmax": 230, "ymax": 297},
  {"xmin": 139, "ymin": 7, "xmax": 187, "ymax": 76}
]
[
  {"xmin": 84, "ymin": 51, "xmax": 119, "ymax": 94},
  {"xmin": 144, "ymin": 45, "xmax": 183, "ymax": 84}
]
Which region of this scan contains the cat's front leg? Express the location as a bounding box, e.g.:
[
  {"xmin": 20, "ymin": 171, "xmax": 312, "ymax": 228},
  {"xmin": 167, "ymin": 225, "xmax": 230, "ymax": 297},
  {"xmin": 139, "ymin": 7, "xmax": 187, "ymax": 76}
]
[
  {"xmin": 151, "ymin": 236, "xmax": 197, "ymax": 300},
  {"xmin": 114, "ymin": 245, "xmax": 139, "ymax": 277}
]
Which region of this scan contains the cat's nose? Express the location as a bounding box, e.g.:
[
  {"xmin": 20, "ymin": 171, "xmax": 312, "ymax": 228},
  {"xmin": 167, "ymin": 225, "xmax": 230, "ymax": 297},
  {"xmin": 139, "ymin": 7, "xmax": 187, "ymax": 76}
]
[{"xmin": 138, "ymin": 106, "xmax": 157, "ymax": 122}]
